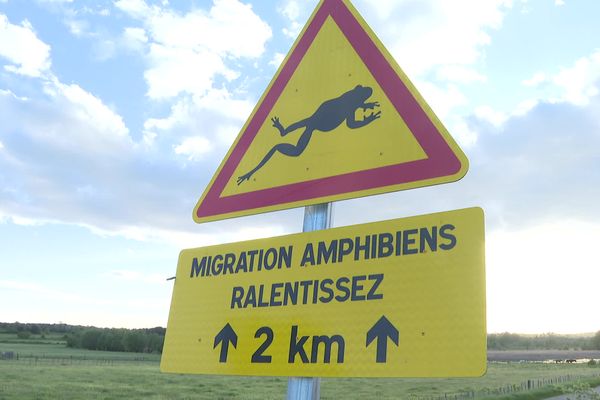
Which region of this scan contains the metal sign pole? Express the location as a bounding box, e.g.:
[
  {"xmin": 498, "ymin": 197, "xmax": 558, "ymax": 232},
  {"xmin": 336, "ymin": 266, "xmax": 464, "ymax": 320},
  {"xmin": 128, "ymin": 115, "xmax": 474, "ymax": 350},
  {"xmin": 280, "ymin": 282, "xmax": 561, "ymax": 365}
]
[{"xmin": 286, "ymin": 202, "xmax": 332, "ymax": 400}]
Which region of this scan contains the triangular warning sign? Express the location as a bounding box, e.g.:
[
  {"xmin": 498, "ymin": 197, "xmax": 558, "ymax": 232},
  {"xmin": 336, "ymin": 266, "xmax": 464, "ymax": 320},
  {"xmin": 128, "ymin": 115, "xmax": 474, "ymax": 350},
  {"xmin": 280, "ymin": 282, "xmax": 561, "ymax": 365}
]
[{"xmin": 193, "ymin": 0, "xmax": 468, "ymax": 223}]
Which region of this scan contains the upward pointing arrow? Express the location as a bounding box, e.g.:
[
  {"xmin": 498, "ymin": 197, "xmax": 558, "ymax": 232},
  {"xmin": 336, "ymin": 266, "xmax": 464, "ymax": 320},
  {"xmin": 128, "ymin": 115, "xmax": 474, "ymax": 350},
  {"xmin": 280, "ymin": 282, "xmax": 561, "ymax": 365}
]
[
  {"xmin": 213, "ymin": 323, "xmax": 238, "ymax": 363},
  {"xmin": 366, "ymin": 315, "xmax": 399, "ymax": 363}
]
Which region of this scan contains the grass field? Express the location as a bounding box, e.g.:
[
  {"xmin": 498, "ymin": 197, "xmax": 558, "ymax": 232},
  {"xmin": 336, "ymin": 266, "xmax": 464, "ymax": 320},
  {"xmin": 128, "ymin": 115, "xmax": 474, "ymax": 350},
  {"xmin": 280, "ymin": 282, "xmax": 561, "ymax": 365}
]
[
  {"xmin": 0, "ymin": 342, "xmax": 160, "ymax": 362},
  {"xmin": 1, "ymin": 340, "xmax": 600, "ymax": 399}
]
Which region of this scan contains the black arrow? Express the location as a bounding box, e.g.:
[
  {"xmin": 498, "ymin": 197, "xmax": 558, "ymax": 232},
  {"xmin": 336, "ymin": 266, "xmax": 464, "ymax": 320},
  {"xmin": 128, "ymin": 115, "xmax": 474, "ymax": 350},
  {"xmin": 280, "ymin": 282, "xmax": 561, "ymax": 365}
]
[
  {"xmin": 366, "ymin": 315, "xmax": 399, "ymax": 363},
  {"xmin": 213, "ymin": 323, "xmax": 238, "ymax": 363}
]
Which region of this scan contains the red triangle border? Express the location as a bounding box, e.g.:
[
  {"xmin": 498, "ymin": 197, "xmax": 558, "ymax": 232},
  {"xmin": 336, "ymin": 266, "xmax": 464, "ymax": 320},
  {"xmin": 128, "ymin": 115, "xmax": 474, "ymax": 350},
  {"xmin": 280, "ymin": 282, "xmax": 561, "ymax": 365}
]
[{"xmin": 196, "ymin": 0, "xmax": 462, "ymax": 220}]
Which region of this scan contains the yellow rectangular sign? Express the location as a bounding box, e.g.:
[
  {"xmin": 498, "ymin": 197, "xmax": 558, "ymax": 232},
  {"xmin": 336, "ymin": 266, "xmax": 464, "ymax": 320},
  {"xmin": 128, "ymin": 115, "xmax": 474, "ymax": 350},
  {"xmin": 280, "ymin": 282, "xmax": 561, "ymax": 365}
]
[{"xmin": 161, "ymin": 207, "xmax": 486, "ymax": 377}]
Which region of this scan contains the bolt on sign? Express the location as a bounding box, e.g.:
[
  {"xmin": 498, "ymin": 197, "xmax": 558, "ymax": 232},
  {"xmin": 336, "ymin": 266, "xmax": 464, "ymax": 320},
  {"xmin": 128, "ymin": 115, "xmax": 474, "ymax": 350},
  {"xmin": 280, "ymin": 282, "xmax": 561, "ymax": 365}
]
[
  {"xmin": 193, "ymin": 0, "xmax": 469, "ymax": 223},
  {"xmin": 161, "ymin": 208, "xmax": 486, "ymax": 377}
]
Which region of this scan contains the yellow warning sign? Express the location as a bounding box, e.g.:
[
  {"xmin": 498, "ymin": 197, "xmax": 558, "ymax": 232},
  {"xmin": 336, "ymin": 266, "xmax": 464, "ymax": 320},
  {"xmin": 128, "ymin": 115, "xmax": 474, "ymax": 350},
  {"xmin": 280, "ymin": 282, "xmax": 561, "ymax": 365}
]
[
  {"xmin": 221, "ymin": 16, "xmax": 427, "ymax": 196},
  {"xmin": 162, "ymin": 207, "xmax": 486, "ymax": 377},
  {"xmin": 193, "ymin": 0, "xmax": 468, "ymax": 223}
]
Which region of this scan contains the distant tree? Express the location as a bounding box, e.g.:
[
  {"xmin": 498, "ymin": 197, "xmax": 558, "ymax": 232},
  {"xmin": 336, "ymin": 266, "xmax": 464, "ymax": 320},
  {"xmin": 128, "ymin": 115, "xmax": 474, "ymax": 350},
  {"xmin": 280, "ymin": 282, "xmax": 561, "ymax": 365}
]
[
  {"xmin": 81, "ymin": 329, "xmax": 102, "ymax": 350},
  {"xmin": 3, "ymin": 322, "xmax": 166, "ymax": 354},
  {"xmin": 592, "ymin": 331, "xmax": 600, "ymax": 350},
  {"xmin": 147, "ymin": 327, "xmax": 166, "ymax": 336},
  {"xmin": 16, "ymin": 331, "xmax": 31, "ymax": 339},
  {"xmin": 147, "ymin": 333, "xmax": 164, "ymax": 353},
  {"xmin": 124, "ymin": 331, "xmax": 146, "ymax": 353},
  {"xmin": 110, "ymin": 331, "xmax": 126, "ymax": 352},
  {"xmin": 65, "ymin": 333, "xmax": 80, "ymax": 348},
  {"xmin": 29, "ymin": 324, "xmax": 41, "ymax": 335}
]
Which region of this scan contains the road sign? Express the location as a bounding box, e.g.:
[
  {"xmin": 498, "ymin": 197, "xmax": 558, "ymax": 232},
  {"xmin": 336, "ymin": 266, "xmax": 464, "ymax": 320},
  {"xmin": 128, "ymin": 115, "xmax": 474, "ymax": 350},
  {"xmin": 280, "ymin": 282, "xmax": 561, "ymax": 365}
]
[
  {"xmin": 161, "ymin": 207, "xmax": 486, "ymax": 377},
  {"xmin": 193, "ymin": 0, "xmax": 469, "ymax": 223}
]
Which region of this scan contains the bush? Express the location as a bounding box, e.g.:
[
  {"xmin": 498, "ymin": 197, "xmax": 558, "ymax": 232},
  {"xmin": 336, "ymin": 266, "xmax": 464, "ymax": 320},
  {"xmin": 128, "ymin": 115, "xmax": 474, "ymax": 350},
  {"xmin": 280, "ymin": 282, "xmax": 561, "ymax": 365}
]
[
  {"xmin": 588, "ymin": 359, "xmax": 597, "ymax": 366},
  {"xmin": 593, "ymin": 331, "xmax": 600, "ymax": 350},
  {"xmin": 61, "ymin": 327, "xmax": 164, "ymax": 353},
  {"xmin": 16, "ymin": 331, "xmax": 31, "ymax": 339},
  {"xmin": 65, "ymin": 333, "xmax": 80, "ymax": 348},
  {"xmin": 562, "ymin": 381, "xmax": 600, "ymax": 400}
]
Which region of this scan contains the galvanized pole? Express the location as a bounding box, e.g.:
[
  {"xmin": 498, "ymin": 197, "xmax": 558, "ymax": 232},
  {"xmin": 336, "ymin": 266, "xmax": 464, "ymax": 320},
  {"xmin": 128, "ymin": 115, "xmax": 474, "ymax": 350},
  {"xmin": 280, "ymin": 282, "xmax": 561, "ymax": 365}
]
[{"xmin": 286, "ymin": 202, "xmax": 332, "ymax": 400}]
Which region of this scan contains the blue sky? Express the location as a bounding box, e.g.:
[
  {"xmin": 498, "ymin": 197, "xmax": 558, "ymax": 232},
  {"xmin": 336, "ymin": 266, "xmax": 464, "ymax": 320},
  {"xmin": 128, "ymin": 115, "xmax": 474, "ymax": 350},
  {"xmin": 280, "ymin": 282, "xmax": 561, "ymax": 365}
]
[{"xmin": 1, "ymin": 0, "xmax": 599, "ymax": 333}]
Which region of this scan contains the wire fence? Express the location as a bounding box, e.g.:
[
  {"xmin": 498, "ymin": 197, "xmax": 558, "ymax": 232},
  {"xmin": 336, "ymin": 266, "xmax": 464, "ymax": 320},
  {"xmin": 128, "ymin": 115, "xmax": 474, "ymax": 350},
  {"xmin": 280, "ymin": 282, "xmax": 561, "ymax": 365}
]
[
  {"xmin": 2, "ymin": 353, "xmax": 600, "ymax": 399},
  {"xmin": 412, "ymin": 373, "xmax": 600, "ymax": 400},
  {"xmin": 1, "ymin": 351, "xmax": 159, "ymax": 366}
]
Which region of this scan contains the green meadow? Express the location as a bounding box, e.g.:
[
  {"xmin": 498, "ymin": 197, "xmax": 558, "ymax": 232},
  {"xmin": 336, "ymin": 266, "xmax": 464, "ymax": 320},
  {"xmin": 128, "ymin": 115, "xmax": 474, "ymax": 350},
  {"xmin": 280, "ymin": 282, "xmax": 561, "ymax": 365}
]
[{"xmin": 1, "ymin": 338, "xmax": 600, "ymax": 399}]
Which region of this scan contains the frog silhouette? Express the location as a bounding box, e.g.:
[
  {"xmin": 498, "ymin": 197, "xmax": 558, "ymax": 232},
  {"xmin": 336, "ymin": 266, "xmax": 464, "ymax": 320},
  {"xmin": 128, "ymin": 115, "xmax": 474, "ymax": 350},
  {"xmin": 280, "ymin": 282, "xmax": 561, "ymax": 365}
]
[{"xmin": 237, "ymin": 85, "xmax": 381, "ymax": 185}]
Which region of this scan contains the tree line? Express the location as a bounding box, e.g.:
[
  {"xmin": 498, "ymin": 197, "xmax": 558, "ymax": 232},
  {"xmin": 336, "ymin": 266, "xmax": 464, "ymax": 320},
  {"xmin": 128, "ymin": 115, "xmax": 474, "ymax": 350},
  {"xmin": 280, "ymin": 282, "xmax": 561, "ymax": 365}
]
[
  {"xmin": 65, "ymin": 327, "xmax": 165, "ymax": 353},
  {"xmin": 2, "ymin": 322, "xmax": 600, "ymax": 353},
  {"xmin": 0, "ymin": 322, "xmax": 165, "ymax": 354},
  {"xmin": 488, "ymin": 331, "xmax": 600, "ymax": 350}
]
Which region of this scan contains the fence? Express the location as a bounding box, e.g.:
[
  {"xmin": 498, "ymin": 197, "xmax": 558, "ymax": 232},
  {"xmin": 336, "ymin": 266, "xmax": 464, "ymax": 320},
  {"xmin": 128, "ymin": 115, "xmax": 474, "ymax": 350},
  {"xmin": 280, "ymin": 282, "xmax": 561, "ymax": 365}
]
[
  {"xmin": 412, "ymin": 373, "xmax": 600, "ymax": 400},
  {"xmin": 0, "ymin": 352, "xmax": 159, "ymax": 366},
  {"xmin": 3, "ymin": 354, "xmax": 600, "ymax": 399}
]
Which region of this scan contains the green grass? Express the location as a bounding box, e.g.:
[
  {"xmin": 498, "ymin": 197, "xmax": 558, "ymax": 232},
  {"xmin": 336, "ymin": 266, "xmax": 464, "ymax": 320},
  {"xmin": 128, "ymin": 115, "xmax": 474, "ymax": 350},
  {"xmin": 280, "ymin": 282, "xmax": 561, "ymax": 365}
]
[
  {"xmin": 491, "ymin": 378, "xmax": 600, "ymax": 400},
  {"xmin": 320, "ymin": 363, "xmax": 600, "ymax": 399},
  {"xmin": 0, "ymin": 362, "xmax": 289, "ymax": 400},
  {"xmin": 1, "ymin": 341, "xmax": 600, "ymax": 399},
  {"xmin": 0, "ymin": 342, "xmax": 160, "ymax": 362},
  {"xmin": 0, "ymin": 332, "xmax": 66, "ymax": 345}
]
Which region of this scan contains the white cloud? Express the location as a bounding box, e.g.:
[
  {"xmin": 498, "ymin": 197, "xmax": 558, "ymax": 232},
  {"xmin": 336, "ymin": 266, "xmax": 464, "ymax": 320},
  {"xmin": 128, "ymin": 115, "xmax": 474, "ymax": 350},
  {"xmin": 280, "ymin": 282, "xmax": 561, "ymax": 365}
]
[
  {"xmin": 7, "ymin": 215, "xmax": 45, "ymax": 226},
  {"xmin": 278, "ymin": 0, "xmax": 303, "ymax": 38},
  {"xmin": 523, "ymin": 50, "xmax": 600, "ymax": 106},
  {"xmin": 82, "ymin": 217, "xmax": 290, "ymax": 249},
  {"xmin": 145, "ymin": 44, "xmax": 237, "ymax": 99},
  {"xmin": 522, "ymin": 71, "xmax": 547, "ymax": 87},
  {"xmin": 487, "ymin": 220, "xmax": 600, "ymax": 333},
  {"xmin": 144, "ymin": 90, "xmax": 239, "ymax": 132},
  {"xmin": 173, "ymin": 136, "xmax": 213, "ymax": 160},
  {"xmin": 279, "ymin": 0, "xmax": 301, "ymax": 21},
  {"xmin": 0, "ymin": 79, "xmax": 130, "ymax": 160},
  {"xmin": 93, "ymin": 39, "xmax": 117, "ymax": 61},
  {"xmin": 0, "ymin": 140, "xmax": 4, "ymax": 150},
  {"xmin": 192, "ymin": 88, "xmax": 253, "ymax": 120},
  {"xmin": 0, "ymin": 66, "xmax": 140, "ymax": 234},
  {"xmin": 449, "ymin": 118, "xmax": 478, "ymax": 148},
  {"xmin": 512, "ymin": 98, "xmax": 538, "ymax": 117},
  {"xmin": 65, "ymin": 18, "xmax": 89, "ymax": 37},
  {"xmin": 38, "ymin": 76, "xmax": 131, "ymax": 152},
  {"xmin": 142, "ymin": 88, "xmax": 253, "ymax": 153},
  {"xmin": 354, "ymin": 0, "xmax": 510, "ymax": 79},
  {"xmin": 122, "ymin": 27, "xmax": 148, "ymax": 52},
  {"xmin": 436, "ymin": 65, "xmax": 487, "ymax": 84},
  {"xmin": 117, "ymin": 0, "xmax": 272, "ymax": 100},
  {"xmin": 553, "ymin": 50, "xmax": 600, "ymax": 105},
  {"xmin": 105, "ymin": 270, "xmax": 165, "ymax": 284},
  {"xmin": 415, "ymin": 80, "xmax": 468, "ymax": 121},
  {"xmin": 151, "ymin": 0, "xmax": 271, "ymax": 58},
  {"xmin": 0, "ymin": 14, "xmax": 51, "ymax": 77},
  {"xmin": 114, "ymin": 0, "xmax": 151, "ymax": 19},
  {"xmin": 474, "ymin": 105, "xmax": 507, "ymax": 127},
  {"xmin": 269, "ymin": 52, "xmax": 285, "ymax": 68}
]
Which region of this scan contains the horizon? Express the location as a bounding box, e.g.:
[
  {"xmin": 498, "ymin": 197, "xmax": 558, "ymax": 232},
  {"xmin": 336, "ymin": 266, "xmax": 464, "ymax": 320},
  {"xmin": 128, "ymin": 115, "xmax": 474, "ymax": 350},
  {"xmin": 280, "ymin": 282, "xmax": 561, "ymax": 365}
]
[{"xmin": 1, "ymin": 320, "xmax": 598, "ymax": 337}]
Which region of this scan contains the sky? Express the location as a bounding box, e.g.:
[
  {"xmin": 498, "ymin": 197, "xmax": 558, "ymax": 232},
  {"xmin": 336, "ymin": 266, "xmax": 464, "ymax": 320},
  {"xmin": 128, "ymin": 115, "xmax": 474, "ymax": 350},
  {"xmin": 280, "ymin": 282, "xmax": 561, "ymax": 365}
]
[{"xmin": 0, "ymin": 0, "xmax": 599, "ymax": 334}]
